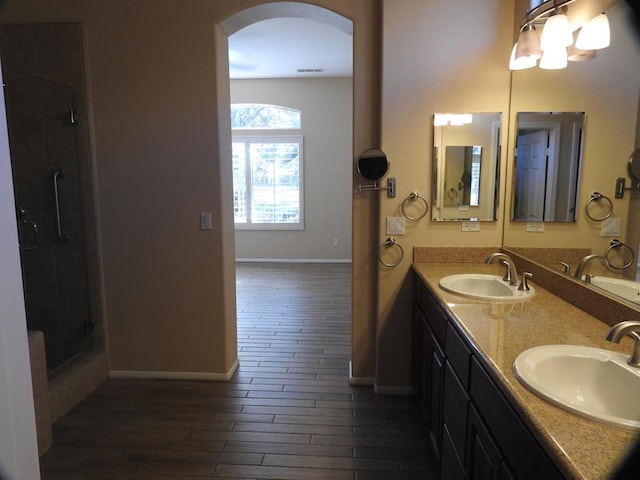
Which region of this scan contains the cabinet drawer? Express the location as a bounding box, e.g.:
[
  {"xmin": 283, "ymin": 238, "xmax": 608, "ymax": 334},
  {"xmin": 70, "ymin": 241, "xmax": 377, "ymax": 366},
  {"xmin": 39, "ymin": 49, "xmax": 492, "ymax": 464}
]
[
  {"xmin": 420, "ymin": 282, "xmax": 447, "ymax": 347},
  {"xmin": 446, "ymin": 323, "xmax": 471, "ymax": 389},
  {"xmin": 470, "ymin": 357, "xmax": 563, "ymax": 480}
]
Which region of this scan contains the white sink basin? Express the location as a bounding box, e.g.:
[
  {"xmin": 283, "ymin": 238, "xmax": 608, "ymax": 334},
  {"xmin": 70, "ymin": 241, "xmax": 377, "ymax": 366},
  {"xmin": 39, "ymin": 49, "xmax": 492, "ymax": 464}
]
[
  {"xmin": 586, "ymin": 276, "xmax": 640, "ymax": 304},
  {"xmin": 514, "ymin": 345, "xmax": 640, "ymax": 430},
  {"xmin": 438, "ymin": 274, "xmax": 535, "ymax": 302}
]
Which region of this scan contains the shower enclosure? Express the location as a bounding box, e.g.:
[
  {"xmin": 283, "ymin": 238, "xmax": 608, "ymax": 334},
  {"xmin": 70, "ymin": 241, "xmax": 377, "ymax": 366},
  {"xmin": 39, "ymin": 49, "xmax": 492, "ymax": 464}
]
[{"xmin": 1, "ymin": 24, "xmax": 102, "ymax": 377}]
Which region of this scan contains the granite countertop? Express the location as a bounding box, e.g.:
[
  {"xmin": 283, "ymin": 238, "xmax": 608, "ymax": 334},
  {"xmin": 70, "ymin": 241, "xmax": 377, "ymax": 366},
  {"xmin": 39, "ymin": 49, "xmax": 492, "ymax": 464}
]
[{"xmin": 412, "ymin": 261, "xmax": 639, "ymax": 480}]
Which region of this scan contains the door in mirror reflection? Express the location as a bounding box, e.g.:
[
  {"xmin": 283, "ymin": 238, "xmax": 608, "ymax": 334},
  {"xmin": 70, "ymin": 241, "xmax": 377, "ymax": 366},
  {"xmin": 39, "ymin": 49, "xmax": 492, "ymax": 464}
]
[{"xmin": 512, "ymin": 112, "xmax": 585, "ymax": 222}]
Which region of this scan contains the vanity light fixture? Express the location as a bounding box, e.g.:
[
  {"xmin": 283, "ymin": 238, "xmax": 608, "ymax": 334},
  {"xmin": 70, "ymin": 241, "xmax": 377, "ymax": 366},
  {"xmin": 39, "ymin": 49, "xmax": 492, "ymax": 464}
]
[
  {"xmin": 575, "ymin": 12, "xmax": 610, "ymax": 50},
  {"xmin": 540, "ymin": 8, "xmax": 573, "ymax": 51},
  {"xmin": 509, "ymin": 0, "xmax": 611, "ymax": 71}
]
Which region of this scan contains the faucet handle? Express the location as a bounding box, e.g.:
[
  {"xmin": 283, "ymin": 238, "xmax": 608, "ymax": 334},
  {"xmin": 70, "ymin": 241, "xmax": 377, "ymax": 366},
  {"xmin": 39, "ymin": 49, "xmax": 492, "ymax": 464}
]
[
  {"xmin": 559, "ymin": 262, "xmax": 571, "ymax": 275},
  {"xmin": 518, "ymin": 272, "xmax": 533, "ymax": 291},
  {"xmin": 501, "ymin": 260, "xmax": 512, "ymax": 284}
]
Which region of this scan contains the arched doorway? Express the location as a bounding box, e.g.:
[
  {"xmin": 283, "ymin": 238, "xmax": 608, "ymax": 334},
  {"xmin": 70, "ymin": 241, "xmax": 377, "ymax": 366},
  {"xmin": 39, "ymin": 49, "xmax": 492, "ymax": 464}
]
[{"xmin": 216, "ymin": 2, "xmax": 354, "ymax": 371}]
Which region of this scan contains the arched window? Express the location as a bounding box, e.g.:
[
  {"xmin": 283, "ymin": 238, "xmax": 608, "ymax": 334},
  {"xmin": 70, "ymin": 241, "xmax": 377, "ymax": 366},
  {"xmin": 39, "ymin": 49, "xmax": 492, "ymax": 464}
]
[
  {"xmin": 231, "ymin": 104, "xmax": 303, "ymax": 229},
  {"xmin": 231, "ymin": 104, "xmax": 301, "ymax": 129}
]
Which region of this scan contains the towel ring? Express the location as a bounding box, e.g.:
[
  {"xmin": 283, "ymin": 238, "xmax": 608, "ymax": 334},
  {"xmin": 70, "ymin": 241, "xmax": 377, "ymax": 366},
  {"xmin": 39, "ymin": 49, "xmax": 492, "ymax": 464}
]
[
  {"xmin": 605, "ymin": 239, "xmax": 635, "ymax": 270},
  {"xmin": 401, "ymin": 192, "xmax": 429, "ymax": 221},
  {"xmin": 584, "ymin": 192, "xmax": 613, "ymax": 222},
  {"xmin": 378, "ymin": 237, "xmax": 404, "ymax": 267}
]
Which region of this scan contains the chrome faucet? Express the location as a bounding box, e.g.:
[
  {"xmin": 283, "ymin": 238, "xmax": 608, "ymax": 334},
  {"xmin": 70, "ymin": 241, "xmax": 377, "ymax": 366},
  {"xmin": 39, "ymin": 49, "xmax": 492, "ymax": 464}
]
[
  {"xmin": 573, "ymin": 254, "xmax": 607, "ymax": 280},
  {"xmin": 606, "ymin": 321, "xmax": 640, "ymax": 367},
  {"xmin": 486, "ymin": 253, "xmax": 519, "ymax": 286}
]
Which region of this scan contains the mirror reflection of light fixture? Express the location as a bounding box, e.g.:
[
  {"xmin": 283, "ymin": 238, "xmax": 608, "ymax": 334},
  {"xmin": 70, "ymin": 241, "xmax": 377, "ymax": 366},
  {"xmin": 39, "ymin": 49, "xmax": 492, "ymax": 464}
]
[
  {"xmin": 539, "ymin": 43, "xmax": 569, "ymax": 69},
  {"xmin": 568, "ymin": 31, "xmax": 596, "ymax": 61},
  {"xmin": 515, "ymin": 24, "xmax": 542, "ymax": 60},
  {"xmin": 510, "ymin": 44, "xmax": 538, "ymax": 70},
  {"xmin": 576, "ymin": 13, "xmax": 610, "ymax": 50},
  {"xmin": 540, "ymin": 10, "xmax": 573, "ymax": 51},
  {"xmin": 509, "ymin": 0, "xmax": 611, "ymax": 71}
]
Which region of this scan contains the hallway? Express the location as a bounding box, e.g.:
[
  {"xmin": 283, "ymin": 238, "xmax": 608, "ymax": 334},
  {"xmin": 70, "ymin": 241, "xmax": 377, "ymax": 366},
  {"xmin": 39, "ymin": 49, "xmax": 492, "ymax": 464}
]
[{"xmin": 39, "ymin": 263, "xmax": 436, "ymax": 479}]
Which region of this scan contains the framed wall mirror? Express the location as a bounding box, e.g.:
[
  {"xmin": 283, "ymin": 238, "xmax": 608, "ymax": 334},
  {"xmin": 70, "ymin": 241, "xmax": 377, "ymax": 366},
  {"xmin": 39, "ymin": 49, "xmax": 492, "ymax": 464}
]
[
  {"xmin": 432, "ymin": 112, "xmax": 501, "ymax": 221},
  {"xmin": 511, "ymin": 111, "xmax": 585, "ymax": 223}
]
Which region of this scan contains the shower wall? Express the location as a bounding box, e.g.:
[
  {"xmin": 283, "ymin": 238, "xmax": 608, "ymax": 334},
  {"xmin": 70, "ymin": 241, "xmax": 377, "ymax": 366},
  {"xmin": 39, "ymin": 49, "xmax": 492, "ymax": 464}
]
[{"xmin": 0, "ymin": 24, "xmax": 104, "ymax": 376}]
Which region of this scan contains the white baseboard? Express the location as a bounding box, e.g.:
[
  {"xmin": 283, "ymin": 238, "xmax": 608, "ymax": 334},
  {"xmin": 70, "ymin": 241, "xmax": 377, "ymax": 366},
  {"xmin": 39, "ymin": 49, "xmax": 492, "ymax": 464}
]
[
  {"xmin": 348, "ymin": 361, "xmax": 375, "ymax": 386},
  {"xmin": 110, "ymin": 357, "xmax": 239, "ymax": 381},
  {"xmin": 374, "ymin": 385, "xmax": 415, "ymax": 396},
  {"xmin": 236, "ymin": 258, "xmax": 351, "ymax": 264}
]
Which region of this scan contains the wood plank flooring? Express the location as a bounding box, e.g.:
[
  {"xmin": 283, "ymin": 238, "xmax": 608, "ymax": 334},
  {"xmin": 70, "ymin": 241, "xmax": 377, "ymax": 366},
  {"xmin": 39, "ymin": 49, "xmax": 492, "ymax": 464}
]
[{"xmin": 39, "ymin": 263, "xmax": 438, "ymax": 479}]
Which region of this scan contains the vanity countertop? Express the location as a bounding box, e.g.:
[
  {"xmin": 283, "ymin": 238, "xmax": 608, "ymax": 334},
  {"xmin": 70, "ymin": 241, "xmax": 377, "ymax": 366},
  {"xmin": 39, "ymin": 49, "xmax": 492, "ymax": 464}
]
[{"xmin": 412, "ymin": 261, "xmax": 638, "ymax": 480}]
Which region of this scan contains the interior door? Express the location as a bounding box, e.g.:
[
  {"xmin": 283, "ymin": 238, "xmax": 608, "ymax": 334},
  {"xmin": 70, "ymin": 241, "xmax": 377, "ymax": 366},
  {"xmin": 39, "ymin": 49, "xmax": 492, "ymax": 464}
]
[{"xmin": 514, "ymin": 129, "xmax": 548, "ymax": 221}]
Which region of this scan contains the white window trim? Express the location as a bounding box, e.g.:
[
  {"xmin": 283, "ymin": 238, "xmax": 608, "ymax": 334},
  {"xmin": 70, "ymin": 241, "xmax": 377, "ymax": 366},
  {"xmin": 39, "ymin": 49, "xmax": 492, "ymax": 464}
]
[{"xmin": 232, "ymin": 134, "xmax": 304, "ymax": 231}]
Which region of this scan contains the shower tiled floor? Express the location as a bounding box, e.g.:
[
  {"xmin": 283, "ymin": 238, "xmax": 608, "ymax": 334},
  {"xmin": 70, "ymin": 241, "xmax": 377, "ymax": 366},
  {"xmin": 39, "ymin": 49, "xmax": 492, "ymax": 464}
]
[{"xmin": 39, "ymin": 262, "xmax": 437, "ymax": 479}]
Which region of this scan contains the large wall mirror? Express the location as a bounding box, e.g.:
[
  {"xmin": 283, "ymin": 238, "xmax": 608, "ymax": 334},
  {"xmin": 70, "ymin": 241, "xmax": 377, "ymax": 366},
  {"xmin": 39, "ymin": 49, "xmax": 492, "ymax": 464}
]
[
  {"xmin": 432, "ymin": 112, "xmax": 501, "ymax": 221},
  {"xmin": 505, "ymin": 0, "xmax": 640, "ymax": 305},
  {"xmin": 512, "ymin": 111, "xmax": 585, "ymax": 222}
]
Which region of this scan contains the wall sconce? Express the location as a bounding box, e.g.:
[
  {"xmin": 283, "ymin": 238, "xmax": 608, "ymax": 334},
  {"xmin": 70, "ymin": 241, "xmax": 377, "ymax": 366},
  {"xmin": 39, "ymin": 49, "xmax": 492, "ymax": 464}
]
[{"xmin": 509, "ymin": 0, "xmax": 611, "ymax": 71}]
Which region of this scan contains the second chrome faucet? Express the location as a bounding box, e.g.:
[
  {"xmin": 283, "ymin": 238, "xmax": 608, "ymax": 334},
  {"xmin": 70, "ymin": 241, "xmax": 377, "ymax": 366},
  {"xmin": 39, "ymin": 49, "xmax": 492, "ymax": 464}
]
[{"xmin": 485, "ymin": 253, "xmax": 533, "ymax": 291}]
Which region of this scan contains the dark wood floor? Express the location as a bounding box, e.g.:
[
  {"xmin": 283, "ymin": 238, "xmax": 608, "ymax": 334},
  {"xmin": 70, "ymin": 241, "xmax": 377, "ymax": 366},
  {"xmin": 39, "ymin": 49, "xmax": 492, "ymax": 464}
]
[{"xmin": 39, "ymin": 263, "xmax": 438, "ymax": 479}]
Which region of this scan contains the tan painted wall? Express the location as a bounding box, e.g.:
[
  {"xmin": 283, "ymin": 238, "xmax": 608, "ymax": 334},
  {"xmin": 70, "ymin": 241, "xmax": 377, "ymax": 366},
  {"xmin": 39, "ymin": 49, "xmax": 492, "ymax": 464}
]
[
  {"xmin": 377, "ymin": 0, "xmax": 514, "ymax": 388},
  {"xmin": 0, "ymin": 0, "xmax": 381, "ymax": 377}
]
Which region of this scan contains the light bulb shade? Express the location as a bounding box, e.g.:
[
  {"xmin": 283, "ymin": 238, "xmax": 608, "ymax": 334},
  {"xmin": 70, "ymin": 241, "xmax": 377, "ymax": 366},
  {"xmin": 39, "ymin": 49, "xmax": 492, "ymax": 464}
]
[
  {"xmin": 576, "ymin": 13, "xmax": 610, "ymax": 50},
  {"xmin": 509, "ymin": 43, "xmax": 537, "ymax": 70},
  {"xmin": 540, "ymin": 13, "xmax": 573, "ymax": 51},
  {"xmin": 539, "ymin": 44, "xmax": 568, "ymax": 69},
  {"xmin": 515, "ymin": 27, "xmax": 542, "ymax": 60},
  {"xmin": 568, "ymin": 31, "xmax": 596, "ymax": 61}
]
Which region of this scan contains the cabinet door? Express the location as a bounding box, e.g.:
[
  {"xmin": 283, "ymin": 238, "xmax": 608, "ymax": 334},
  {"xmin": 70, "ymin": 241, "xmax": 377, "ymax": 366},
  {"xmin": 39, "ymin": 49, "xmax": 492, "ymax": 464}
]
[
  {"xmin": 411, "ymin": 302, "xmax": 424, "ymax": 398},
  {"xmin": 466, "ymin": 404, "xmax": 505, "ymax": 480},
  {"xmin": 428, "ymin": 335, "xmax": 445, "ymax": 457}
]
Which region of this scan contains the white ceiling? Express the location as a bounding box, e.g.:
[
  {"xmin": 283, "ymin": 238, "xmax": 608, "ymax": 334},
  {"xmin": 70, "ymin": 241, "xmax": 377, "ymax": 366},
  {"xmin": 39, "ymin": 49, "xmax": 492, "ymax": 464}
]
[{"xmin": 228, "ymin": 17, "xmax": 353, "ymax": 79}]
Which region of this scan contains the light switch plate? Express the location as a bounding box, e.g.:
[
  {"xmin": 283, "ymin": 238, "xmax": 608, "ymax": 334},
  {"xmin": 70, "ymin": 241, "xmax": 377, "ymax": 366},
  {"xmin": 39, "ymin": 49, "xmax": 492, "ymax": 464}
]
[
  {"xmin": 461, "ymin": 221, "xmax": 480, "ymax": 232},
  {"xmin": 526, "ymin": 222, "xmax": 544, "ymax": 232},
  {"xmin": 386, "ymin": 217, "xmax": 405, "ymax": 235},
  {"xmin": 601, "ymin": 217, "xmax": 622, "ymax": 237},
  {"xmin": 200, "ymin": 211, "xmax": 212, "ymax": 230}
]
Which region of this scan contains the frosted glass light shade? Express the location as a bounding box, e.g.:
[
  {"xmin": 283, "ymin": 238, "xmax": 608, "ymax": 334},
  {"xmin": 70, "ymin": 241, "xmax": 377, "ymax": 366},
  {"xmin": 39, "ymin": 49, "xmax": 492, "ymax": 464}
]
[
  {"xmin": 509, "ymin": 44, "xmax": 537, "ymax": 70},
  {"xmin": 539, "ymin": 44, "xmax": 568, "ymax": 69},
  {"xmin": 515, "ymin": 26, "xmax": 542, "ymax": 60},
  {"xmin": 540, "ymin": 13, "xmax": 573, "ymax": 51},
  {"xmin": 568, "ymin": 31, "xmax": 596, "ymax": 61},
  {"xmin": 576, "ymin": 13, "xmax": 610, "ymax": 50}
]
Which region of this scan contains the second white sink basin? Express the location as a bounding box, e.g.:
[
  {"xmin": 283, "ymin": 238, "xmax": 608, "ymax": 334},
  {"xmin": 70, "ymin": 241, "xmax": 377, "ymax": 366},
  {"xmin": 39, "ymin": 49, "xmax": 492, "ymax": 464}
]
[
  {"xmin": 439, "ymin": 274, "xmax": 535, "ymax": 302},
  {"xmin": 514, "ymin": 345, "xmax": 640, "ymax": 430},
  {"xmin": 587, "ymin": 276, "xmax": 640, "ymax": 304}
]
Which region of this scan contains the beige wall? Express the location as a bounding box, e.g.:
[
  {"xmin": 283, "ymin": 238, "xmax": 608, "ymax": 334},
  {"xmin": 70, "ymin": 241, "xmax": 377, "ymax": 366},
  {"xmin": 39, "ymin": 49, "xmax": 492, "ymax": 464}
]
[
  {"xmin": 231, "ymin": 78, "xmax": 353, "ymax": 261},
  {"xmin": 376, "ymin": 0, "xmax": 514, "ymax": 388},
  {"xmin": 0, "ymin": 0, "xmax": 381, "ymax": 378}
]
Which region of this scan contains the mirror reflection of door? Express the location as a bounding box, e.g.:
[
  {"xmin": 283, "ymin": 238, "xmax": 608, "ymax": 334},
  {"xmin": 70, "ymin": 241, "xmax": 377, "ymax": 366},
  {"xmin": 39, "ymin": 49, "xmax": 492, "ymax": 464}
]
[
  {"xmin": 514, "ymin": 129, "xmax": 548, "ymax": 221},
  {"xmin": 444, "ymin": 145, "xmax": 481, "ymax": 207}
]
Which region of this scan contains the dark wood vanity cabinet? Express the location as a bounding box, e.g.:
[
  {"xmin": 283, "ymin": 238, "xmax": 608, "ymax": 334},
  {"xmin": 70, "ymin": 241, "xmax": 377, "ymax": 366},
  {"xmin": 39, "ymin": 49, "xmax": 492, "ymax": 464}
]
[{"xmin": 412, "ymin": 273, "xmax": 564, "ymax": 480}]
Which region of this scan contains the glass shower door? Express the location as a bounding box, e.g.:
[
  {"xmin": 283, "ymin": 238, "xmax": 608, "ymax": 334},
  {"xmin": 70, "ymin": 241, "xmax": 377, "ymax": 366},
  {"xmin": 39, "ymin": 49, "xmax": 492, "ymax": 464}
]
[{"xmin": 5, "ymin": 69, "xmax": 93, "ymax": 374}]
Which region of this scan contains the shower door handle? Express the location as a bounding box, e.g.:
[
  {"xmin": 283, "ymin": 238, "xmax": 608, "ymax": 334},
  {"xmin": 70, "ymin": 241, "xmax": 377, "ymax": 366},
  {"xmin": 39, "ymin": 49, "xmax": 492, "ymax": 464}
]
[
  {"xmin": 53, "ymin": 168, "xmax": 71, "ymax": 243},
  {"xmin": 17, "ymin": 207, "xmax": 39, "ymax": 250}
]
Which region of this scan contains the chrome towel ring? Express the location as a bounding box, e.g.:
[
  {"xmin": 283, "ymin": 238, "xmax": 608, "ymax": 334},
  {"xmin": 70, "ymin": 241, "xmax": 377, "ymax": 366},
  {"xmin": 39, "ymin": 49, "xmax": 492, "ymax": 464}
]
[
  {"xmin": 605, "ymin": 239, "xmax": 636, "ymax": 270},
  {"xmin": 378, "ymin": 237, "xmax": 404, "ymax": 267},
  {"xmin": 584, "ymin": 192, "xmax": 613, "ymax": 222},
  {"xmin": 401, "ymin": 192, "xmax": 429, "ymax": 221}
]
